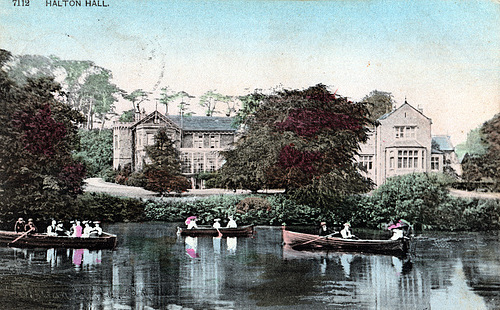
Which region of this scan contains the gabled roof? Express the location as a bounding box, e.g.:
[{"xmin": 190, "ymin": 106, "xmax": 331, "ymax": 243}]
[
  {"xmin": 168, "ymin": 115, "xmax": 236, "ymax": 132},
  {"xmin": 131, "ymin": 111, "xmax": 179, "ymax": 130},
  {"xmin": 378, "ymin": 101, "xmax": 431, "ymax": 122},
  {"xmin": 432, "ymin": 135, "xmax": 455, "ymax": 151},
  {"xmin": 129, "ymin": 111, "xmax": 236, "ymax": 132}
]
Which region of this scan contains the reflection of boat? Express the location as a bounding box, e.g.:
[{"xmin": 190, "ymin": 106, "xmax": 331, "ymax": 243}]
[
  {"xmin": 282, "ymin": 227, "xmax": 411, "ymax": 256},
  {"xmin": 177, "ymin": 225, "xmax": 254, "ymax": 237},
  {"xmin": 0, "ymin": 230, "xmax": 117, "ymax": 250}
]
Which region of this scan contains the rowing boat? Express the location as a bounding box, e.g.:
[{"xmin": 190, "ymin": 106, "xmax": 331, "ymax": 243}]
[
  {"xmin": 282, "ymin": 227, "xmax": 411, "ymax": 256},
  {"xmin": 177, "ymin": 225, "xmax": 255, "ymax": 237},
  {"xmin": 0, "ymin": 230, "xmax": 117, "ymax": 250}
]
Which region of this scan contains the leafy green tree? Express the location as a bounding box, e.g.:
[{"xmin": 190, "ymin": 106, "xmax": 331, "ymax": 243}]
[
  {"xmin": 119, "ymin": 109, "xmax": 135, "ymax": 122},
  {"xmin": 123, "ymin": 89, "xmax": 150, "ymax": 116},
  {"xmin": 361, "ymin": 90, "xmax": 395, "ymax": 122},
  {"xmin": 74, "ymin": 129, "xmax": 113, "ymax": 177},
  {"xmin": 198, "ymin": 90, "xmax": 232, "ymax": 116},
  {"xmin": 371, "ymin": 173, "xmax": 453, "ymax": 228},
  {"xmin": 480, "ymin": 113, "xmax": 500, "ymax": 191},
  {"xmin": 144, "ymin": 127, "xmax": 190, "ymax": 195},
  {"xmin": 218, "ymin": 84, "xmax": 373, "ymax": 205},
  {"xmin": 0, "ymin": 49, "xmax": 86, "ymax": 224},
  {"xmin": 455, "ymin": 127, "xmax": 487, "ymax": 160}
]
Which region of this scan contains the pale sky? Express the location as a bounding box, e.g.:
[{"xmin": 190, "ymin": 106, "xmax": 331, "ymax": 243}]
[{"xmin": 1, "ymin": 0, "xmax": 499, "ymax": 144}]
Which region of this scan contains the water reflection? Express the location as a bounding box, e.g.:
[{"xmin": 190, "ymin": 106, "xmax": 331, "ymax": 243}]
[{"xmin": 0, "ymin": 224, "xmax": 497, "ymax": 310}]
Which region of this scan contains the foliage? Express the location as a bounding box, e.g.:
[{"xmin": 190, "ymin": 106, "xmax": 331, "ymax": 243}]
[
  {"xmin": 74, "ymin": 129, "xmax": 113, "ymax": 177},
  {"xmin": 198, "ymin": 90, "xmax": 233, "ymax": 116},
  {"xmin": 480, "ymin": 113, "xmax": 500, "ymax": 191},
  {"xmin": 119, "ymin": 109, "xmax": 135, "ymax": 122},
  {"xmin": 123, "ymin": 89, "xmax": 150, "ymax": 114},
  {"xmin": 455, "ymin": 127, "xmax": 487, "ymax": 160},
  {"xmin": 5, "ymin": 54, "xmax": 120, "ymax": 129},
  {"xmin": 75, "ymin": 192, "xmax": 146, "ymax": 223},
  {"xmin": 0, "ymin": 49, "xmax": 86, "ymax": 224},
  {"xmin": 360, "ymin": 90, "xmax": 395, "ymax": 122},
  {"xmin": 144, "ymin": 127, "xmax": 190, "ymax": 194},
  {"xmin": 371, "ymin": 173, "xmax": 454, "ymax": 228},
  {"xmin": 218, "ymin": 84, "xmax": 374, "ymax": 205}
]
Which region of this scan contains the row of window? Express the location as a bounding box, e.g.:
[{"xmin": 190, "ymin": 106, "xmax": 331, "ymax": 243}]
[
  {"xmin": 395, "ymin": 126, "xmax": 416, "ymax": 139},
  {"xmin": 193, "ymin": 134, "xmax": 221, "ymax": 149},
  {"xmin": 361, "ymin": 151, "xmax": 442, "ymax": 171},
  {"xmin": 181, "ymin": 152, "xmax": 219, "ymax": 174}
]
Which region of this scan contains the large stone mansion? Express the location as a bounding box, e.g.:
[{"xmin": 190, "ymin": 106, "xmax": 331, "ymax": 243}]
[{"xmin": 113, "ymin": 101, "xmax": 459, "ymax": 189}]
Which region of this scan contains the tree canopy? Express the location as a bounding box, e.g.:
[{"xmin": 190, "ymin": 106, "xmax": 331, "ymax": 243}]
[
  {"xmin": 143, "ymin": 127, "xmax": 190, "ymax": 195},
  {"xmin": 361, "ymin": 90, "xmax": 395, "ymax": 122},
  {"xmin": 218, "ymin": 84, "xmax": 374, "ymax": 205},
  {"xmin": 0, "ymin": 49, "xmax": 86, "ymax": 224}
]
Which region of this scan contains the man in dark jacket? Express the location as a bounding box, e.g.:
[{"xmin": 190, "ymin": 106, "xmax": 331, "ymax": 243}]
[{"xmin": 14, "ymin": 218, "xmax": 25, "ymax": 233}]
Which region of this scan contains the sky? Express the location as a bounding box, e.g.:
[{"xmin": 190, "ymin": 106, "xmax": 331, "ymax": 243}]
[{"xmin": 1, "ymin": 0, "xmax": 499, "ymax": 145}]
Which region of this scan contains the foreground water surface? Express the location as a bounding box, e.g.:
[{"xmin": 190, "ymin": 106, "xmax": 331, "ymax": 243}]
[{"xmin": 0, "ymin": 222, "xmax": 498, "ymax": 310}]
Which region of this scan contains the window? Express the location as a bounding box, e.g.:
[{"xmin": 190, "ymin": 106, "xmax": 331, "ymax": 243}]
[
  {"xmin": 359, "ymin": 155, "xmax": 373, "ymax": 171},
  {"xmin": 431, "ymin": 156, "xmax": 440, "ymax": 171},
  {"xmin": 147, "ymin": 133, "xmax": 155, "ymax": 145},
  {"xmin": 389, "ymin": 151, "xmax": 395, "ymax": 168},
  {"xmin": 209, "ymin": 134, "xmax": 220, "ymax": 148},
  {"xmin": 397, "ymin": 150, "xmax": 419, "ymax": 169},
  {"xmin": 206, "ymin": 153, "xmax": 217, "ymax": 172},
  {"xmin": 181, "ymin": 153, "xmax": 192, "ymax": 173},
  {"xmin": 193, "ymin": 153, "xmax": 204, "ymax": 173},
  {"xmin": 193, "ymin": 134, "xmax": 204, "ymax": 148},
  {"xmin": 114, "ymin": 135, "xmax": 119, "ymax": 149},
  {"xmin": 395, "ymin": 126, "xmax": 416, "ymax": 139}
]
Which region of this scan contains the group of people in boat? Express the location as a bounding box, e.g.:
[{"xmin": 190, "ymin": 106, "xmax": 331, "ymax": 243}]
[
  {"xmin": 185, "ymin": 215, "xmax": 238, "ymax": 229},
  {"xmin": 14, "ymin": 218, "xmax": 37, "ymax": 234},
  {"xmin": 318, "ymin": 219, "xmax": 411, "ymax": 240},
  {"xmin": 13, "ymin": 218, "xmax": 103, "ymax": 238}
]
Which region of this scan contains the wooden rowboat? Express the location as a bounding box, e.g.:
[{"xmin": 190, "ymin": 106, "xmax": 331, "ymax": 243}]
[
  {"xmin": 0, "ymin": 230, "xmax": 117, "ymax": 250},
  {"xmin": 177, "ymin": 225, "xmax": 255, "ymax": 237},
  {"xmin": 282, "ymin": 227, "xmax": 411, "ymax": 256}
]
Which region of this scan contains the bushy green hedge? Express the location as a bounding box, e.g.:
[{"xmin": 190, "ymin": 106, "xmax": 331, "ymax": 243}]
[{"xmin": 75, "ymin": 192, "xmax": 146, "ymax": 222}]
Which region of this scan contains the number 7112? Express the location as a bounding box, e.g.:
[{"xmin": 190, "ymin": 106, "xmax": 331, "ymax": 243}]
[{"xmin": 13, "ymin": 0, "xmax": 30, "ymax": 6}]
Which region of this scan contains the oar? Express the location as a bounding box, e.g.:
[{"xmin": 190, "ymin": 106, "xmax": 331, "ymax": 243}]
[
  {"xmin": 216, "ymin": 228, "xmax": 223, "ymax": 238},
  {"xmin": 8, "ymin": 228, "xmax": 34, "ymax": 246},
  {"xmin": 295, "ymin": 231, "xmax": 339, "ymax": 247}
]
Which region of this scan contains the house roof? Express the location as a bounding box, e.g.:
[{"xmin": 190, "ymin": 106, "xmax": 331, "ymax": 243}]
[
  {"xmin": 129, "ymin": 111, "xmax": 237, "ymax": 132},
  {"xmin": 168, "ymin": 115, "xmax": 236, "ymax": 132},
  {"xmin": 378, "ymin": 101, "xmax": 431, "ymax": 122},
  {"xmin": 432, "ymin": 135, "xmax": 455, "ymax": 151}
]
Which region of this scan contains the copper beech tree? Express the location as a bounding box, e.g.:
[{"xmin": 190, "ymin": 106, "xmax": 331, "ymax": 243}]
[
  {"xmin": 0, "ymin": 49, "xmax": 86, "ymax": 223},
  {"xmin": 218, "ymin": 84, "xmax": 374, "ymax": 205}
]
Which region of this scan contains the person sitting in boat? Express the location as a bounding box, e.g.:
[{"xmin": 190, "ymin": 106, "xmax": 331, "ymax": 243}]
[
  {"xmin": 55, "ymin": 222, "xmax": 66, "ymax": 236},
  {"xmin": 213, "ymin": 219, "xmax": 221, "ymax": 229},
  {"xmin": 227, "ymin": 215, "xmax": 237, "ymax": 228},
  {"xmin": 318, "ymin": 222, "xmax": 330, "ymax": 236},
  {"xmin": 82, "ymin": 221, "xmax": 93, "ymax": 238},
  {"xmin": 185, "ymin": 216, "xmax": 198, "ymax": 229},
  {"xmin": 25, "ymin": 218, "xmax": 37, "ymax": 234},
  {"xmin": 387, "ymin": 219, "xmax": 409, "ymax": 240},
  {"xmin": 46, "ymin": 220, "xmax": 58, "ymax": 236},
  {"xmin": 91, "ymin": 221, "xmax": 103, "ymax": 236},
  {"xmin": 72, "ymin": 220, "xmax": 83, "ymax": 237},
  {"xmin": 14, "ymin": 218, "xmax": 26, "ymax": 233},
  {"xmin": 340, "ymin": 223, "xmax": 355, "ymax": 239}
]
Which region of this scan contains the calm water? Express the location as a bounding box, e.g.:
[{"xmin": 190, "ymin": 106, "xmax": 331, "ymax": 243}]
[{"xmin": 0, "ymin": 222, "xmax": 498, "ymax": 310}]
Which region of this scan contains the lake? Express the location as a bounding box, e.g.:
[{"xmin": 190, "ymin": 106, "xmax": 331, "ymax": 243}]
[{"xmin": 0, "ymin": 222, "xmax": 498, "ymax": 310}]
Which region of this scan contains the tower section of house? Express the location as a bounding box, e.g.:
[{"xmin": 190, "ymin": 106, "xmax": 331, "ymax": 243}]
[{"xmin": 113, "ymin": 122, "xmax": 134, "ymax": 170}]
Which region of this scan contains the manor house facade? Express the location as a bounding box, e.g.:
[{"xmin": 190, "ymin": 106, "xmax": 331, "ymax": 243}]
[
  {"xmin": 113, "ymin": 102, "xmax": 458, "ymax": 190},
  {"xmin": 113, "ymin": 110, "xmax": 237, "ymax": 189},
  {"xmin": 356, "ymin": 101, "xmax": 459, "ymax": 186}
]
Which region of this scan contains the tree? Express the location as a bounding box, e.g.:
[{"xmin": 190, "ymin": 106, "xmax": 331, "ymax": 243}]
[
  {"xmin": 480, "ymin": 113, "xmax": 500, "ymax": 191},
  {"xmin": 455, "ymin": 127, "xmax": 487, "ymax": 160},
  {"xmin": 123, "ymin": 89, "xmax": 150, "ymax": 117},
  {"xmin": 198, "ymin": 90, "xmax": 232, "ymax": 116},
  {"xmin": 0, "ymin": 49, "xmax": 86, "ymax": 224},
  {"xmin": 218, "ymin": 84, "xmax": 373, "ymax": 205},
  {"xmin": 361, "ymin": 90, "xmax": 395, "ymax": 122},
  {"xmin": 74, "ymin": 129, "xmax": 113, "ymax": 177},
  {"xmin": 143, "ymin": 128, "xmax": 190, "ymax": 195}
]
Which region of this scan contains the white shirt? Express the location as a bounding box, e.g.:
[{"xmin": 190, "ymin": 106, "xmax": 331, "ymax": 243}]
[
  {"xmin": 227, "ymin": 219, "xmax": 237, "ymax": 228},
  {"xmin": 390, "ymin": 229, "xmax": 404, "ymax": 240},
  {"xmin": 187, "ymin": 221, "xmax": 198, "ymax": 229},
  {"xmin": 213, "ymin": 222, "xmax": 221, "ymax": 229},
  {"xmin": 341, "ymin": 227, "xmax": 352, "ymax": 239}
]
